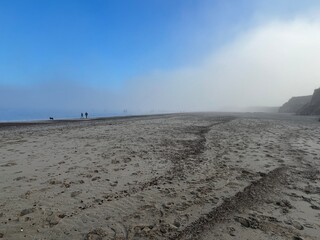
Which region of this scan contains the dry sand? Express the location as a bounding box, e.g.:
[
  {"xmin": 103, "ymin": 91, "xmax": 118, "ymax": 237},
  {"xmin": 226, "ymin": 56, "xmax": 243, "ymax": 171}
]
[{"xmin": 0, "ymin": 113, "xmax": 319, "ymax": 240}]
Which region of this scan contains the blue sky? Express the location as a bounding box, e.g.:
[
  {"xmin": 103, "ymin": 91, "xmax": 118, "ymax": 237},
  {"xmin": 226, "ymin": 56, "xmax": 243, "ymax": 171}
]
[
  {"xmin": 1, "ymin": 0, "xmax": 320, "ymax": 117},
  {"xmin": 0, "ymin": 0, "xmax": 309, "ymax": 88},
  {"xmin": 0, "ymin": 0, "xmax": 249, "ymax": 88}
]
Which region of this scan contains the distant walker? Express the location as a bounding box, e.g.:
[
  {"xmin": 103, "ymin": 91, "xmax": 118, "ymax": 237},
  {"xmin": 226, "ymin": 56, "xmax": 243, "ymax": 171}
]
[{"xmin": 85, "ymin": 112, "xmax": 88, "ymax": 119}]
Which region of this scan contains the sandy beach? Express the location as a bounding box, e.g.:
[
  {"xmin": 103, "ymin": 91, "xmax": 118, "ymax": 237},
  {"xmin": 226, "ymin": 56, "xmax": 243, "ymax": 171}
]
[{"xmin": 0, "ymin": 113, "xmax": 319, "ymax": 240}]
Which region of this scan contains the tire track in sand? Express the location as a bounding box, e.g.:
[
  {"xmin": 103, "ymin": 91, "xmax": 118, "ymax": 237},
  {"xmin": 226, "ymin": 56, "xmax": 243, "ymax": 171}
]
[
  {"xmin": 171, "ymin": 167, "xmax": 289, "ymax": 240},
  {"xmin": 103, "ymin": 116, "xmax": 236, "ymax": 202}
]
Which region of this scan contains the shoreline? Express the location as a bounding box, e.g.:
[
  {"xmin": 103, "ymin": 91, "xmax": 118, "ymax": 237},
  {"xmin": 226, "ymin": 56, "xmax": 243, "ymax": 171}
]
[
  {"xmin": 1, "ymin": 111, "xmax": 318, "ymax": 129},
  {"xmin": 0, "ymin": 113, "xmax": 177, "ymax": 129}
]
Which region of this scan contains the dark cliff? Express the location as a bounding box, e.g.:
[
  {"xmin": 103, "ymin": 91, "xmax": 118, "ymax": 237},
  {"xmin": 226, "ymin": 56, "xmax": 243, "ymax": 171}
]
[
  {"xmin": 298, "ymin": 88, "xmax": 320, "ymax": 115},
  {"xmin": 278, "ymin": 95, "xmax": 312, "ymax": 113}
]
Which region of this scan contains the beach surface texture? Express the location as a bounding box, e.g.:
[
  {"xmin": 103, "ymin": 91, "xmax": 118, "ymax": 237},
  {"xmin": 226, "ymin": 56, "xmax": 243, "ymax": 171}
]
[{"xmin": 0, "ymin": 113, "xmax": 319, "ymax": 240}]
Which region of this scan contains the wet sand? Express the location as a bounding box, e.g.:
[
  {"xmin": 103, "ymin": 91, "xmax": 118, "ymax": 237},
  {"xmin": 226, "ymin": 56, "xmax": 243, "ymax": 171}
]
[{"xmin": 0, "ymin": 113, "xmax": 319, "ymax": 239}]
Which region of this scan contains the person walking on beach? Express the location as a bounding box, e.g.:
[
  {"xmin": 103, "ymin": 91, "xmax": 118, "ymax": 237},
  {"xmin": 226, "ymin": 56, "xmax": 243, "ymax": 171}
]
[
  {"xmin": 81, "ymin": 113, "xmax": 83, "ymax": 118},
  {"xmin": 85, "ymin": 112, "xmax": 88, "ymax": 119}
]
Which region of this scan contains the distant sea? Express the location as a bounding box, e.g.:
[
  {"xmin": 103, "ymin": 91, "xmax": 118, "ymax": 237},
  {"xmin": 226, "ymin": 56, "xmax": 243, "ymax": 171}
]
[{"xmin": 0, "ymin": 109, "xmax": 127, "ymax": 122}]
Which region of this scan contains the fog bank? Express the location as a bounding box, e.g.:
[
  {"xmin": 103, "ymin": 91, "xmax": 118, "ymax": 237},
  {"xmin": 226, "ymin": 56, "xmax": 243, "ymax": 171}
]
[{"xmin": 2, "ymin": 17, "xmax": 320, "ymax": 116}]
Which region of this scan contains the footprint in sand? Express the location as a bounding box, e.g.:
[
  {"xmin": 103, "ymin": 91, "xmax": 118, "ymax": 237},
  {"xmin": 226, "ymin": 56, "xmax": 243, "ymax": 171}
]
[{"xmin": 0, "ymin": 161, "xmax": 17, "ymax": 167}]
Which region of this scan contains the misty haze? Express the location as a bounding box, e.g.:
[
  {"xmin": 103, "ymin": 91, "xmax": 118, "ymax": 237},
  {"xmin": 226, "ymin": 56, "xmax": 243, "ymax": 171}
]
[{"xmin": 1, "ymin": 1, "xmax": 320, "ymax": 240}]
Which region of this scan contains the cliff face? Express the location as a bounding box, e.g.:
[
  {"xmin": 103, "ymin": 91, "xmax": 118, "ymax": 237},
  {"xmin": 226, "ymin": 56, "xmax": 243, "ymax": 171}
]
[
  {"xmin": 278, "ymin": 95, "xmax": 312, "ymax": 113},
  {"xmin": 298, "ymin": 88, "xmax": 320, "ymax": 115}
]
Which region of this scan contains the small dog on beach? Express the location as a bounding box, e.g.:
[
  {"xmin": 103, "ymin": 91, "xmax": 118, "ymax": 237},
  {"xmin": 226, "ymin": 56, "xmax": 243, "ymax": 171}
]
[{"xmin": 49, "ymin": 117, "xmax": 54, "ymax": 120}]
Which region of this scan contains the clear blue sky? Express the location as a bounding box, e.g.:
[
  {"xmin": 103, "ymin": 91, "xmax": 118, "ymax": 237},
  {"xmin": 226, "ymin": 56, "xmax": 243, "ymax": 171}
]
[
  {"xmin": 1, "ymin": 0, "xmax": 316, "ymax": 89},
  {"xmin": 1, "ymin": 0, "xmax": 320, "ymax": 118}
]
